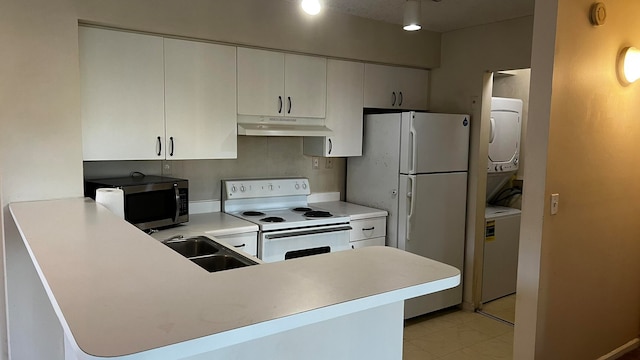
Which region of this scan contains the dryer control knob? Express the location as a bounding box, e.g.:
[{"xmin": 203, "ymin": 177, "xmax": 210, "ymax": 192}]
[
  {"xmin": 240, "ymin": 186, "xmax": 246, "ymax": 192},
  {"xmin": 302, "ymin": 183, "xmax": 307, "ymax": 189},
  {"xmin": 231, "ymin": 186, "xmax": 237, "ymax": 193},
  {"xmin": 494, "ymin": 166, "xmax": 499, "ymax": 171},
  {"xmin": 295, "ymin": 184, "xmax": 300, "ymax": 190},
  {"xmin": 500, "ymin": 165, "xmax": 504, "ymax": 171}
]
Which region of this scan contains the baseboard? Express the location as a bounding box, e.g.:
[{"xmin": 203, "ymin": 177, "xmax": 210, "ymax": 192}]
[{"xmin": 597, "ymin": 338, "xmax": 640, "ymax": 360}]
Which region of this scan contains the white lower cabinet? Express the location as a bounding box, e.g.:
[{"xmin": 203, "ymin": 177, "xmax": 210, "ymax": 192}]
[
  {"xmin": 349, "ymin": 217, "xmax": 386, "ymax": 249},
  {"xmin": 213, "ymin": 232, "xmax": 258, "ymax": 257}
]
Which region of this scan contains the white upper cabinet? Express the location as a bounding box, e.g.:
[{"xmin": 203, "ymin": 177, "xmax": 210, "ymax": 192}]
[
  {"xmin": 363, "ymin": 64, "xmax": 429, "ymax": 110},
  {"xmin": 164, "ymin": 38, "xmax": 237, "ymax": 160},
  {"xmin": 304, "ymin": 60, "xmax": 364, "ymax": 157},
  {"xmin": 237, "ymin": 48, "xmax": 327, "ymax": 118},
  {"xmin": 80, "ymin": 27, "xmax": 165, "ymax": 160},
  {"xmin": 80, "ymin": 27, "xmax": 237, "ymax": 161}
]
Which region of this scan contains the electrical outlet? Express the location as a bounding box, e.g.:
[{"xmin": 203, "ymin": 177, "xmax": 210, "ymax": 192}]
[
  {"xmin": 312, "ymin": 157, "xmax": 319, "ymax": 169},
  {"xmin": 162, "ymin": 161, "xmax": 172, "ymax": 175},
  {"xmin": 550, "ymin": 193, "xmax": 559, "ymax": 215},
  {"xmin": 325, "ymin": 158, "xmax": 333, "ymax": 169}
]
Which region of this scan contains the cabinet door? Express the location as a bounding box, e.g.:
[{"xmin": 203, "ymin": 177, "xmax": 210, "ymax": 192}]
[
  {"xmin": 363, "ymin": 63, "xmax": 429, "ymax": 110},
  {"xmin": 303, "ymin": 60, "xmax": 363, "ymax": 157},
  {"xmin": 363, "ymin": 63, "xmax": 398, "ymax": 109},
  {"xmin": 396, "ymin": 67, "xmax": 429, "ymax": 110},
  {"xmin": 284, "ymin": 54, "xmax": 327, "ymax": 118},
  {"xmin": 80, "ymin": 27, "xmax": 165, "ymax": 160},
  {"xmin": 237, "ymin": 48, "xmax": 285, "ymax": 117},
  {"xmin": 164, "ymin": 39, "xmax": 237, "ymax": 160}
]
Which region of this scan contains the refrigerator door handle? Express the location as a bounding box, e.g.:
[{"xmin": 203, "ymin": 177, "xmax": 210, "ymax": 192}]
[
  {"xmin": 409, "ymin": 124, "xmax": 417, "ymax": 174},
  {"xmin": 406, "ymin": 175, "xmax": 416, "ymax": 241}
]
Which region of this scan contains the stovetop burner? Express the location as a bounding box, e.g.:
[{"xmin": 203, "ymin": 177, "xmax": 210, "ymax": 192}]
[
  {"xmin": 261, "ymin": 216, "xmax": 286, "ymax": 223},
  {"xmin": 243, "ymin": 211, "xmax": 266, "ymax": 216},
  {"xmin": 292, "ymin": 207, "xmax": 313, "ymax": 212},
  {"xmin": 304, "ymin": 211, "xmax": 333, "ymax": 218}
]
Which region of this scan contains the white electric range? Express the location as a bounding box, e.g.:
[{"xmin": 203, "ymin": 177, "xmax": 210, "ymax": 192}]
[{"xmin": 221, "ymin": 178, "xmax": 351, "ymax": 263}]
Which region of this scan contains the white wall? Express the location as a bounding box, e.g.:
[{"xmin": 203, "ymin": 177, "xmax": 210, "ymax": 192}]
[
  {"xmin": 84, "ymin": 137, "xmax": 346, "ymax": 201},
  {"xmin": 516, "ymin": 0, "xmax": 640, "ymax": 358},
  {"xmin": 74, "ymin": 0, "xmax": 441, "ymax": 69},
  {"xmin": 430, "ymin": 16, "xmax": 534, "ymax": 309}
]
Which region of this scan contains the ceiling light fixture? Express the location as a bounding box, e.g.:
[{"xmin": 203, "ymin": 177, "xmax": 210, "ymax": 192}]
[
  {"xmin": 618, "ymin": 46, "xmax": 640, "ymax": 85},
  {"xmin": 403, "ymin": 0, "xmax": 422, "ymax": 31},
  {"xmin": 301, "ymin": 0, "xmax": 321, "ymax": 15}
]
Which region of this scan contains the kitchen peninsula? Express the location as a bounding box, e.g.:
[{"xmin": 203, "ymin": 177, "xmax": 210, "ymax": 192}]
[{"xmin": 9, "ymin": 198, "xmax": 460, "ymax": 360}]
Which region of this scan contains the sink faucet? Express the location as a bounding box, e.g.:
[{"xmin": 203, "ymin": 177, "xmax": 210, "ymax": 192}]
[{"xmin": 161, "ymin": 235, "xmax": 184, "ymax": 244}]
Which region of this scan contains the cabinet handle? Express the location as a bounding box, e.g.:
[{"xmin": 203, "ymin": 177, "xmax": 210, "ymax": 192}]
[
  {"xmin": 287, "ymin": 96, "xmax": 292, "ymax": 114},
  {"xmin": 398, "ymin": 91, "xmax": 403, "ymax": 106},
  {"xmin": 328, "ymin": 138, "xmax": 333, "ymax": 155},
  {"xmin": 169, "ymin": 136, "xmax": 174, "ymax": 157},
  {"xmin": 278, "ymin": 96, "xmax": 283, "ymax": 114},
  {"xmin": 156, "ymin": 136, "xmax": 162, "ymax": 156},
  {"xmin": 392, "ymin": 91, "xmax": 397, "ymax": 106},
  {"xmin": 362, "ymin": 227, "xmax": 375, "ymax": 231},
  {"xmin": 233, "ymin": 244, "xmax": 246, "ymax": 248}
]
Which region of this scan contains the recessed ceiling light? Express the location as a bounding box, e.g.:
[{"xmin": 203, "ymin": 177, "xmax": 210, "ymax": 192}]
[{"xmin": 301, "ymin": 0, "xmax": 321, "ymax": 15}]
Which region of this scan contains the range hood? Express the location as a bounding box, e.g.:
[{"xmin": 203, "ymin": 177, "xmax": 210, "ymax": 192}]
[{"xmin": 237, "ymin": 115, "xmax": 333, "ymax": 137}]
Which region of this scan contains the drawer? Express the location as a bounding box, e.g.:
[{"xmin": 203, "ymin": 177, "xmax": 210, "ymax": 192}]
[
  {"xmin": 213, "ymin": 232, "xmax": 258, "ymax": 257},
  {"xmin": 350, "ymin": 217, "xmax": 386, "ymax": 241},
  {"xmin": 350, "ymin": 237, "xmax": 385, "ymax": 249}
]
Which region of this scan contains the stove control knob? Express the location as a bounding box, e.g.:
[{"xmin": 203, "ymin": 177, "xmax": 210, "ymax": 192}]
[
  {"xmin": 295, "ymin": 184, "xmax": 300, "ymax": 190},
  {"xmin": 302, "ymin": 183, "xmax": 307, "ymax": 189},
  {"xmin": 231, "ymin": 185, "xmax": 237, "ymax": 193},
  {"xmin": 240, "ymin": 185, "xmax": 246, "ymax": 192},
  {"xmin": 268, "ymin": 184, "xmax": 274, "ymax": 191}
]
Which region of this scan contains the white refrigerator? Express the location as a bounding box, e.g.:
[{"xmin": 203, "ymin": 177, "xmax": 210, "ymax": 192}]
[{"xmin": 347, "ymin": 111, "xmax": 470, "ymax": 318}]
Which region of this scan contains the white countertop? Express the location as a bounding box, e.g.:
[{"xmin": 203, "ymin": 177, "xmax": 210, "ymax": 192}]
[
  {"xmin": 313, "ymin": 201, "xmax": 388, "ymax": 220},
  {"xmin": 9, "ymin": 198, "xmax": 459, "ymax": 359},
  {"xmin": 148, "ymin": 212, "xmax": 258, "ymax": 241}
]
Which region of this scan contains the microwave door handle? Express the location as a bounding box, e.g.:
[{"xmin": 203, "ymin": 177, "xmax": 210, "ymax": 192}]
[{"xmin": 174, "ymin": 184, "xmax": 180, "ymax": 222}]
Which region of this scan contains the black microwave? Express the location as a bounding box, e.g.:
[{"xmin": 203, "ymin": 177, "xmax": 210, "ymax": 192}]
[{"xmin": 85, "ymin": 175, "xmax": 188, "ymax": 231}]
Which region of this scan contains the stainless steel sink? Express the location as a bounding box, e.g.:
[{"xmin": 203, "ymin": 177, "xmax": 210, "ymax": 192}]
[
  {"xmin": 163, "ymin": 236, "xmax": 257, "ymax": 272},
  {"xmin": 191, "ymin": 254, "xmax": 253, "ymax": 272},
  {"xmin": 164, "ymin": 237, "xmax": 220, "ymax": 257}
]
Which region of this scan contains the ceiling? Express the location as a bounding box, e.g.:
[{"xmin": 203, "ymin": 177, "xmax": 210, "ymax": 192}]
[{"xmin": 315, "ymin": 0, "xmax": 535, "ymax": 33}]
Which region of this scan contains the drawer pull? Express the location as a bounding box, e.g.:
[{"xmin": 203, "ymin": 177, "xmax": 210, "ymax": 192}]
[
  {"xmin": 362, "ymin": 227, "xmax": 375, "ymax": 231},
  {"xmin": 233, "ymin": 244, "xmax": 246, "ymax": 248}
]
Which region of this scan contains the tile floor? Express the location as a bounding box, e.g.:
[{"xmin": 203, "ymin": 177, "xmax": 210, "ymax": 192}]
[
  {"xmin": 479, "ymin": 294, "xmax": 516, "ymax": 324},
  {"xmin": 403, "ymin": 308, "xmax": 514, "ymax": 360}
]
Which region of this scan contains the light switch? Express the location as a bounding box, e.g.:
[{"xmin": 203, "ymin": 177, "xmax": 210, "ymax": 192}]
[{"xmin": 550, "ymin": 193, "xmax": 559, "ymax": 215}]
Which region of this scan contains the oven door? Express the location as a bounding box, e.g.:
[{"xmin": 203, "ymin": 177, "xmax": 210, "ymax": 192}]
[{"xmin": 260, "ymin": 224, "xmax": 351, "ymax": 263}]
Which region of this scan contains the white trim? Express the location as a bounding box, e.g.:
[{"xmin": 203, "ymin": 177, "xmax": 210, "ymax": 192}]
[
  {"xmin": 189, "ymin": 200, "xmax": 220, "ymax": 214},
  {"xmin": 307, "ymin": 192, "xmax": 340, "ymax": 203},
  {"xmin": 597, "ymin": 338, "xmax": 640, "ymax": 360}
]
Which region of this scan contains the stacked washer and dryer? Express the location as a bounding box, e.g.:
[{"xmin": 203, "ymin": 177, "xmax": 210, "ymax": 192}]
[{"xmin": 482, "ymin": 97, "xmax": 523, "ymax": 303}]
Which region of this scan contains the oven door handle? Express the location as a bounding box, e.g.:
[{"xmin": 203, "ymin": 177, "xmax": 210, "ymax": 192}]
[{"xmin": 264, "ymin": 226, "xmax": 352, "ymax": 240}]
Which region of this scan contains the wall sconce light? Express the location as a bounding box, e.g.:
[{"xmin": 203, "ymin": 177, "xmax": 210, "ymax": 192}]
[
  {"xmin": 617, "ymin": 47, "xmax": 640, "ymax": 85},
  {"xmin": 301, "ymin": 0, "xmax": 321, "ymax": 15},
  {"xmin": 403, "ymin": 0, "xmax": 422, "ymax": 31}
]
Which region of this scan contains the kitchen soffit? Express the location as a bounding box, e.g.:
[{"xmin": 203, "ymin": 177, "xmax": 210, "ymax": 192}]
[{"xmin": 286, "ymin": 0, "xmax": 534, "ymax": 33}]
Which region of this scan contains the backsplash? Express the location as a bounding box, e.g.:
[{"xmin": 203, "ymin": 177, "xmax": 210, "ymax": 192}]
[{"xmin": 83, "ymin": 136, "xmax": 346, "ymax": 201}]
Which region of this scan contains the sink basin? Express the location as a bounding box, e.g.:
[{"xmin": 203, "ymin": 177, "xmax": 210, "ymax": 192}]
[
  {"xmin": 163, "ymin": 236, "xmax": 257, "ymax": 272},
  {"xmin": 191, "ymin": 254, "xmax": 252, "ymax": 272},
  {"xmin": 164, "ymin": 237, "xmax": 220, "ymax": 257}
]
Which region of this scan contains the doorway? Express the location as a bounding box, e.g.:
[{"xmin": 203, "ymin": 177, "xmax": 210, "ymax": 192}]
[{"xmin": 477, "ymin": 68, "xmax": 530, "ymax": 325}]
